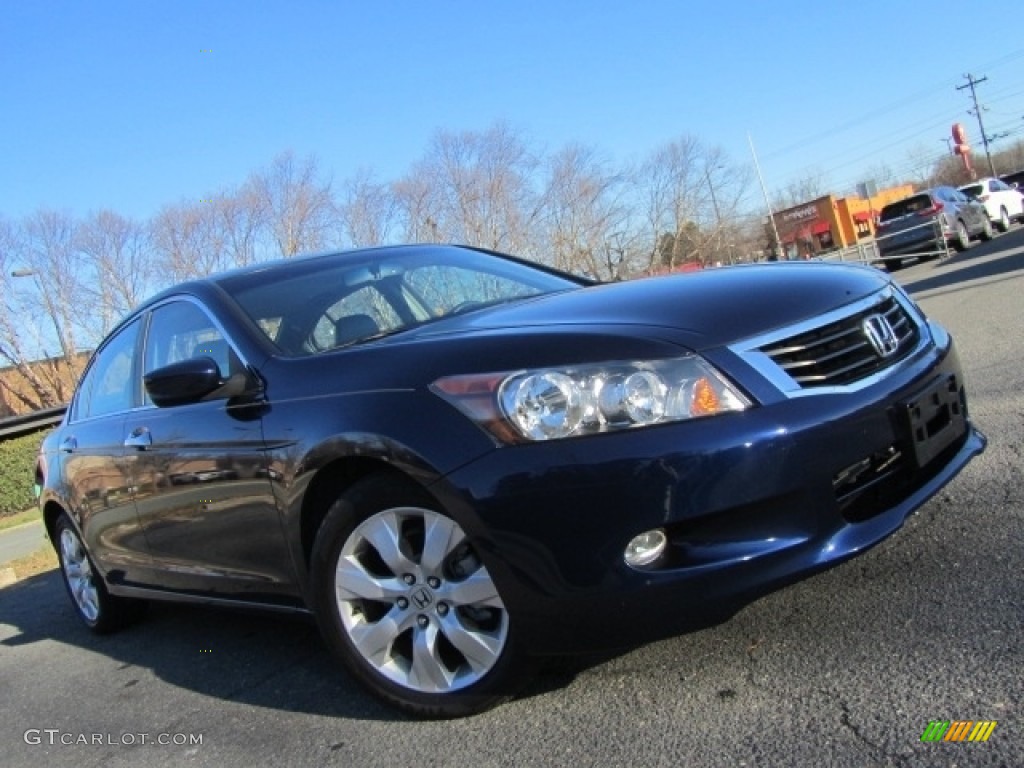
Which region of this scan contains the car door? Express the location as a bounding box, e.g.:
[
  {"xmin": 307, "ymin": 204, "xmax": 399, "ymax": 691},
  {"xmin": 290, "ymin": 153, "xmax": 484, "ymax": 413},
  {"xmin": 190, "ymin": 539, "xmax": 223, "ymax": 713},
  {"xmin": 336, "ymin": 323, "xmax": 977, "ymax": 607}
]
[
  {"xmin": 124, "ymin": 298, "xmax": 296, "ymax": 600},
  {"xmin": 953, "ymin": 187, "xmax": 986, "ymax": 232},
  {"xmin": 59, "ymin": 318, "xmax": 153, "ymax": 583}
]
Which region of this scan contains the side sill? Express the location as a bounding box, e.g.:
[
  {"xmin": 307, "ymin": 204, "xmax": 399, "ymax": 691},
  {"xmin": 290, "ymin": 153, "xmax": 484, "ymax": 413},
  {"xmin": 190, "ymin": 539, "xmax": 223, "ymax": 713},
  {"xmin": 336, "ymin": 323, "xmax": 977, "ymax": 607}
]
[{"xmin": 107, "ymin": 584, "xmax": 313, "ymax": 617}]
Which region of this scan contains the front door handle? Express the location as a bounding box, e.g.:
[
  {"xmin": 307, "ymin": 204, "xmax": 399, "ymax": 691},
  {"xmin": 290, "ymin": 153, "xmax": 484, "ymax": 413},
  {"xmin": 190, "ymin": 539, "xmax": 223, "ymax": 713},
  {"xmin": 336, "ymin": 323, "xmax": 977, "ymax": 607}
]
[{"xmin": 124, "ymin": 427, "xmax": 153, "ymax": 449}]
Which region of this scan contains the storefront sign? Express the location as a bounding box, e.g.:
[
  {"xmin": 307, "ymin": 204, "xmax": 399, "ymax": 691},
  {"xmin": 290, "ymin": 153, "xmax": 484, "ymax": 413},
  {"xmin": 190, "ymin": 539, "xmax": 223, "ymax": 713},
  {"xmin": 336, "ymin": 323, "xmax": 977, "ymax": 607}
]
[{"xmin": 781, "ymin": 204, "xmax": 818, "ymax": 223}]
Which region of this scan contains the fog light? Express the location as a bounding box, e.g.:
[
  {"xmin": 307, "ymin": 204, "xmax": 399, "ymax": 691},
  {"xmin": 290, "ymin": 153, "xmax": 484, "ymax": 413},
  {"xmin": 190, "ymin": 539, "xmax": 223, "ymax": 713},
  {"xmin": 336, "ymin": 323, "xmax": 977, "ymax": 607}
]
[{"xmin": 624, "ymin": 529, "xmax": 667, "ymax": 567}]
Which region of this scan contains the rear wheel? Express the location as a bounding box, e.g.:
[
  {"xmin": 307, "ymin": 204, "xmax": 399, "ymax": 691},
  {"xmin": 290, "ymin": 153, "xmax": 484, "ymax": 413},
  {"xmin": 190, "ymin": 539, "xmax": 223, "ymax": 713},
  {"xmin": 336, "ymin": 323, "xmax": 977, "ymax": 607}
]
[
  {"xmin": 884, "ymin": 258, "xmax": 903, "ymax": 271},
  {"xmin": 953, "ymin": 220, "xmax": 970, "ymax": 251},
  {"xmin": 997, "ymin": 207, "xmax": 1010, "ymax": 232},
  {"xmin": 54, "ymin": 512, "xmax": 146, "ymax": 633},
  {"xmin": 980, "ymin": 217, "xmax": 994, "ymax": 241},
  {"xmin": 311, "ymin": 474, "xmax": 526, "ymax": 718}
]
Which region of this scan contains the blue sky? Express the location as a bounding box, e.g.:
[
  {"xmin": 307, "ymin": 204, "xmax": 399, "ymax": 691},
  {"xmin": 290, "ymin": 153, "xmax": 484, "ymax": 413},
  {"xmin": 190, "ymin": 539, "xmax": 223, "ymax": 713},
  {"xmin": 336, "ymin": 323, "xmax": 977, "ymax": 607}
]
[{"xmin": 4, "ymin": 1, "xmax": 1024, "ymax": 221}]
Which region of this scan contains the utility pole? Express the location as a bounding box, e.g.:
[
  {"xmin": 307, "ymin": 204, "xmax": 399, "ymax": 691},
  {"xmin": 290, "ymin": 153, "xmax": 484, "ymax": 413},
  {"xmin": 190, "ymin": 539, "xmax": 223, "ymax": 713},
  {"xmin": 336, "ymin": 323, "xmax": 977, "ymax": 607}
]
[{"xmin": 957, "ymin": 73, "xmax": 997, "ymax": 177}]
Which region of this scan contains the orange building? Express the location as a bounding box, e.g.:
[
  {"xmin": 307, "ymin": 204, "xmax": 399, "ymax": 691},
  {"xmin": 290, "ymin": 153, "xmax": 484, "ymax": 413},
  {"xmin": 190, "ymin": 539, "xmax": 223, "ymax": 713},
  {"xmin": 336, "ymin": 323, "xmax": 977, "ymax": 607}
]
[{"xmin": 772, "ymin": 184, "xmax": 915, "ymax": 259}]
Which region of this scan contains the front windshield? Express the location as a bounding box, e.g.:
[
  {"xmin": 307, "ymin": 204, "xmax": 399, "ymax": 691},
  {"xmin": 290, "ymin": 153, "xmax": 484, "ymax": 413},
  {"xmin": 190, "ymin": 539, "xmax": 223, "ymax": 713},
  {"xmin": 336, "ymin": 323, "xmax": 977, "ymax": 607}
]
[{"xmin": 218, "ymin": 246, "xmax": 582, "ymax": 356}]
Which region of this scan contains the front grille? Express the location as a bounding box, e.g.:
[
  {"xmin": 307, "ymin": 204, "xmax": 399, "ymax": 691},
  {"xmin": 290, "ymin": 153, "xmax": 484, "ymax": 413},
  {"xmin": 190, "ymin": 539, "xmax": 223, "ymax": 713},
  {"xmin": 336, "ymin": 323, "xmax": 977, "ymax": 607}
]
[{"xmin": 760, "ymin": 296, "xmax": 919, "ymax": 388}]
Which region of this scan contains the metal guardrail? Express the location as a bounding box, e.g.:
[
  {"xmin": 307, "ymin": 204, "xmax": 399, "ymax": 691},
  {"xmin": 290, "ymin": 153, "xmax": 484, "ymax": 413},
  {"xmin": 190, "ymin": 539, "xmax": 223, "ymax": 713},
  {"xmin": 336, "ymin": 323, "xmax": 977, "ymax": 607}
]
[
  {"xmin": 817, "ymin": 220, "xmax": 949, "ymax": 267},
  {"xmin": 871, "ymin": 219, "xmax": 949, "ymax": 262},
  {"xmin": 0, "ymin": 405, "xmax": 67, "ymax": 441},
  {"xmin": 818, "ymin": 241, "xmax": 883, "ymax": 266}
]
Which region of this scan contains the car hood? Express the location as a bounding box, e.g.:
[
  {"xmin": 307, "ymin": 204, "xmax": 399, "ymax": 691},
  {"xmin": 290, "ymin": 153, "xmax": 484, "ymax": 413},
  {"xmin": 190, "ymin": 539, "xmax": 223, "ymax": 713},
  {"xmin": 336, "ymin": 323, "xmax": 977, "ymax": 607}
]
[{"xmin": 412, "ymin": 262, "xmax": 891, "ymax": 351}]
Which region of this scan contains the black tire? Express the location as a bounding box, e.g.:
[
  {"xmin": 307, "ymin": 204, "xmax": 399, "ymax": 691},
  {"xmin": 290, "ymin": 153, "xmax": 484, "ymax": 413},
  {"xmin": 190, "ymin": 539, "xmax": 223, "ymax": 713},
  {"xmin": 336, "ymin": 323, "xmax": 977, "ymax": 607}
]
[
  {"xmin": 54, "ymin": 512, "xmax": 146, "ymax": 634},
  {"xmin": 953, "ymin": 220, "xmax": 970, "ymax": 251},
  {"xmin": 310, "ymin": 474, "xmax": 528, "ymax": 718},
  {"xmin": 980, "ymin": 217, "xmax": 994, "ymax": 241},
  {"xmin": 997, "ymin": 207, "xmax": 1010, "ymax": 233},
  {"xmin": 884, "ymin": 258, "xmax": 902, "ymax": 272}
]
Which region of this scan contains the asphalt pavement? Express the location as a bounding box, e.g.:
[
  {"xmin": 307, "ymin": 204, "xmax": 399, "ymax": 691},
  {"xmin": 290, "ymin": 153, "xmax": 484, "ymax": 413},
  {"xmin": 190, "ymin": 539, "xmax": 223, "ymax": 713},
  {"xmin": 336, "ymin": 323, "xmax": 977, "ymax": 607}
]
[{"xmin": 0, "ymin": 520, "xmax": 47, "ymax": 567}]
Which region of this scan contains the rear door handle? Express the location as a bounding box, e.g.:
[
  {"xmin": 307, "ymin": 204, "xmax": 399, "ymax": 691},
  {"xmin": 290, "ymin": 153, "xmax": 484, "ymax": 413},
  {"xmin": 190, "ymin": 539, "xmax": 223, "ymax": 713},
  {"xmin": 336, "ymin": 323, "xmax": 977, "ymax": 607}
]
[
  {"xmin": 59, "ymin": 436, "xmax": 77, "ymax": 453},
  {"xmin": 124, "ymin": 428, "xmax": 153, "ymax": 449}
]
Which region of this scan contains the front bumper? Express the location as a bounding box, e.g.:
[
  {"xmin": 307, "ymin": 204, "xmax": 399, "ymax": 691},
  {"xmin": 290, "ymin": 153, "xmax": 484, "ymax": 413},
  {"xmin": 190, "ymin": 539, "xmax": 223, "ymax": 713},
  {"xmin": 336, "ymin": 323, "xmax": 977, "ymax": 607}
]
[{"xmin": 434, "ymin": 331, "xmax": 985, "ymax": 654}]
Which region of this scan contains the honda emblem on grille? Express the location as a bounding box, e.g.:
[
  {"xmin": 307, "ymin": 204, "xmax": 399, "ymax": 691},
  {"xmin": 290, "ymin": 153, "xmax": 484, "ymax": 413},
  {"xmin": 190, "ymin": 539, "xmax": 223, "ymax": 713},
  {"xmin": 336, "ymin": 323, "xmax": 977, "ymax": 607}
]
[{"xmin": 862, "ymin": 314, "xmax": 899, "ymax": 358}]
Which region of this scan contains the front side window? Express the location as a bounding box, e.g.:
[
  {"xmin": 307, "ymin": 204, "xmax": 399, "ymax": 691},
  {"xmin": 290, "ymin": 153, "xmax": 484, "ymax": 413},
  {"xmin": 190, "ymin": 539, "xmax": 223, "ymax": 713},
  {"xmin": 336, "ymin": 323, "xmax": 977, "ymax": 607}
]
[
  {"xmin": 74, "ymin": 320, "xmax": 140, "ymax": 420},
  {"xmin": 143, "ymin": 301, "xmax": 241, "ymax": 403}
]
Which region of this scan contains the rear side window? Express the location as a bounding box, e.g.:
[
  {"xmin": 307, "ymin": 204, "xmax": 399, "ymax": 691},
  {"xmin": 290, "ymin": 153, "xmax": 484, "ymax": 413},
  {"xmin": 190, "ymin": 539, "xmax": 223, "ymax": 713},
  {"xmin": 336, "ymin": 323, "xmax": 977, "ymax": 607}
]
[
  {"xmin": 879, "ymin": 195, "xmax": 932, "ymax": 222},
  {"xmin": 961, "ymin": 184, "xmax": 983, "ymax": 198},
  {"xmin": 73, "ymin": 320, "xmax": 140, "ymax": 421}
]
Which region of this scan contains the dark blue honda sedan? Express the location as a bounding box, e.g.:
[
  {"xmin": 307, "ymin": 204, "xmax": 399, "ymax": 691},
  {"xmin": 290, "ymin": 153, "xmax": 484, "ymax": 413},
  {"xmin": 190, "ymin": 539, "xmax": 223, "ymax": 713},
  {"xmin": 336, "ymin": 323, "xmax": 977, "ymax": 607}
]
[{"xmin": 36, "ymin": 244, "xmax": 985, "ymax": 717}]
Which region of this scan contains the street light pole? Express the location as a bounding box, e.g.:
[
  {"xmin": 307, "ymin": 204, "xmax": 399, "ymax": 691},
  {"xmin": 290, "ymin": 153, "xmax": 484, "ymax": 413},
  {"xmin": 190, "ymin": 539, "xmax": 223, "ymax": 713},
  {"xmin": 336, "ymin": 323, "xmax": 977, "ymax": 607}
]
[
  {"xmin": 10, "ymin": 268, "xmax": 75, "ymax": 364},
  {"xmin": 748, "ymin": 133, "xmax": 783, "ymax": 260}
]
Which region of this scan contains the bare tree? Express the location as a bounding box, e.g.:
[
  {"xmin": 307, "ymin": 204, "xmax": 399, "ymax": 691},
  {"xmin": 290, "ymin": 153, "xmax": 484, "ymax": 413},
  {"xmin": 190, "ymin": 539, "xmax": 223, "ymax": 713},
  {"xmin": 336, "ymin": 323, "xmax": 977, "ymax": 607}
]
[
  {"xmin": 902, "ymin": 143, "xmax": 944, "ymax": 188},
  {"xmin": 860, "ymin": 162, "xmax": 897, "ymax": 191},
  {"xmin": 213, "ymin": 180, "xmax": 265, "ymax": 267},
  {"xmin": 631, "ymin": 135, "xmax": 722, "ymax": 270},
  {"xmin": 992, "ymin": 138, "xmax": 1024, "ymax": 175},
  {"xmin": 0, "ymin": 217, "xmax": 63, "ymax": 410},
  {"xmin": 1, "ymin": 211, "xmax": 91, "ymax": 407},
  {"xmin": 392, "ymin": 172, "xmax": 443, "ymax": 244},
  {"xmin": 251, "ymin": 151, "xmax": 335, "ymax": 257},
  {"xmin": 76, "ymin": 210, "xmax": 152, "ymax": 337},
  {"xmin": 772, "ymin": 168, "xmax": 830, "ymax": 210},
  {"xmin": 539, "ymin": 144, "xmax": 628, "ymax": 278},
  {"xmin": 338, "ymin": 169, "xmax": 398, "ymax": 247},
  {"xmin": 150, "ymin": 200, "xmax": 228, "ymax": 282},
  {"xmin": 402, "ymin": 124, "xmax": 542, "ymax": 254}
]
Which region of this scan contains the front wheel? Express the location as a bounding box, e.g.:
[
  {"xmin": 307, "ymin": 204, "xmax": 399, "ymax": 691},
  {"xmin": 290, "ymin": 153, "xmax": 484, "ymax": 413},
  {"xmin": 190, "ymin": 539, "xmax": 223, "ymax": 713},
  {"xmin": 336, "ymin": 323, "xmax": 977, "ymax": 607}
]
[
  {"xmin": 311, "ymin": 474, "xmax": 526, "ymax": 717},
  {"xmin": 54, "ymin": 512, "xmax": 146, "ymax": 633},
  {"xmin": 980, "ymin": 217, "xmax": 994, "ymax": 241},
  {"xmin": 997, "ymin": 207, "xmax": 1010, "ymax": 232}
]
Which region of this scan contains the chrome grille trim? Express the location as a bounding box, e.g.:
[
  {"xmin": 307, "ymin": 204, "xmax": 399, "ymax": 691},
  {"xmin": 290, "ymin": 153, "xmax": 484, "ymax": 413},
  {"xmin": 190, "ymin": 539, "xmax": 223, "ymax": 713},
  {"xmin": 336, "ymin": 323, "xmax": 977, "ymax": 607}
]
[{"xmin": 730, "ymin": 288, "xmax": 930, "ymax": 397}]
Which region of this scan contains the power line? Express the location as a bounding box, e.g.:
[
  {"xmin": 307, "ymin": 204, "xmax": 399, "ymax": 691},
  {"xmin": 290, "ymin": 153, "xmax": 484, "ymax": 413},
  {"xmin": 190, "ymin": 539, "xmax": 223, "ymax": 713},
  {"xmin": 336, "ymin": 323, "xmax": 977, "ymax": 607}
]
[
  {"xmin": 957, "ymin": 73, "xmax": 997, "ymax": 177},
  {"xmin": 760, "ymin": 50, "xmax": 1024, "ymax": 194}
]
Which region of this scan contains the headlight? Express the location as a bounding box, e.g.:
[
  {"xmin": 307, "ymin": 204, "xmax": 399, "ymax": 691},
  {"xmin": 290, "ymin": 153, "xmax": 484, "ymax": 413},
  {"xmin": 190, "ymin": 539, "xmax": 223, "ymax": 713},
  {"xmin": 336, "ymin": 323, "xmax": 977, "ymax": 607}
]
[{"xmin": 432, "ymin": 356, "xmax": 750, "ymax": 443}]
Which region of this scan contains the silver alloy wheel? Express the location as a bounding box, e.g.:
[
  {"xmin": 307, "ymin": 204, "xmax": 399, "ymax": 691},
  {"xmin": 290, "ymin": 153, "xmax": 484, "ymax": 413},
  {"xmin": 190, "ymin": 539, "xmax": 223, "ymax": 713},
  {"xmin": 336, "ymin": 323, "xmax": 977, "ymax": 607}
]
[
  {"xmin": 334, "ymin": 506, "xmax": 509, "ymax": 694},
  {"xmin": 60, "ymin": 528, "xmax": 100, "ymax": 622}
]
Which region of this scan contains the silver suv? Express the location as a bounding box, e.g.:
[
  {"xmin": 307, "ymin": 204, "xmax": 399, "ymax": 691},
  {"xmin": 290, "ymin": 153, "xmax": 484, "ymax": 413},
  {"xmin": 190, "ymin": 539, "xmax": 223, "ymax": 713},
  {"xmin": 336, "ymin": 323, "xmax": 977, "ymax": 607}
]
[{"xmin": 875, "ymin": 186, "xmax": 991, "ymax": 270}]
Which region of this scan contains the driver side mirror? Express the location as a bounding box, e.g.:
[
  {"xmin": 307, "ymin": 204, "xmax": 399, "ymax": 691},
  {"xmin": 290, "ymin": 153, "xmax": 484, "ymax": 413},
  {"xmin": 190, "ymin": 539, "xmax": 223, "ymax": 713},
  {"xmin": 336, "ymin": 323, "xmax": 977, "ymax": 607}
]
[{"xmin": 144, "ymin": 356, "xmax": 249, "ymax": 407}]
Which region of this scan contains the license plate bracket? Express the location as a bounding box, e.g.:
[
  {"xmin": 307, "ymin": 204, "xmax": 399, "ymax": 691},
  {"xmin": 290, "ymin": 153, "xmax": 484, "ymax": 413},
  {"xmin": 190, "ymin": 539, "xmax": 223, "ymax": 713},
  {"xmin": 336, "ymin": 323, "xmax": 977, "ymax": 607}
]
[{"xmin": 901, "ymin": 374, "xmax": 966, "ymax": 468}]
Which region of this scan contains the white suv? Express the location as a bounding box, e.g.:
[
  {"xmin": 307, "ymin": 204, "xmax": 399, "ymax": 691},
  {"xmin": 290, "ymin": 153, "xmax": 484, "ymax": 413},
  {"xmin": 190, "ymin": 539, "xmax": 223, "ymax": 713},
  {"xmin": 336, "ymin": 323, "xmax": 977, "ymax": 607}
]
[{"xmin": 959, "ymin": 177, "xmax": 1024, "ymax": 232}]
